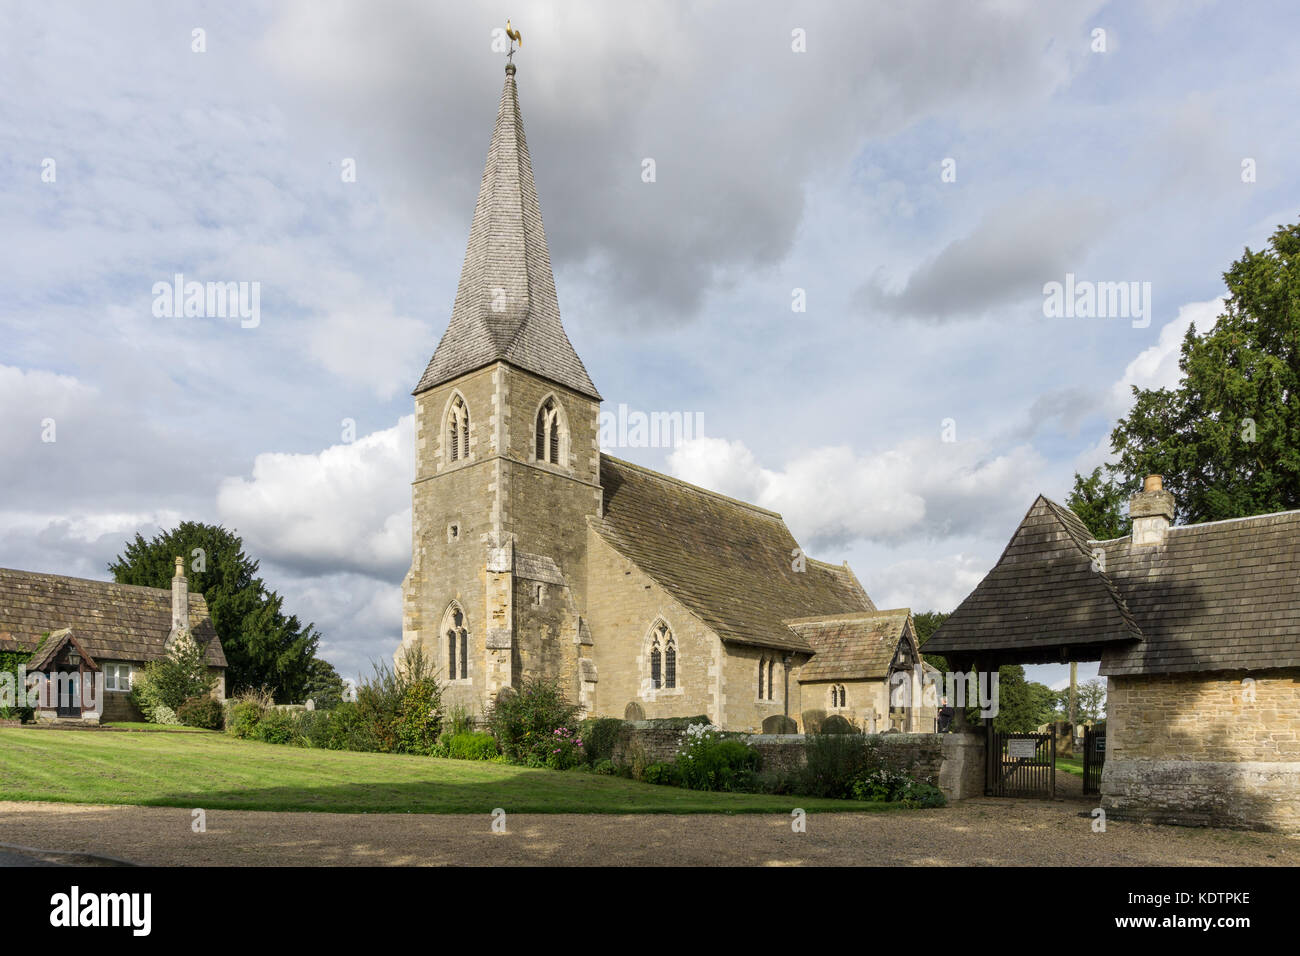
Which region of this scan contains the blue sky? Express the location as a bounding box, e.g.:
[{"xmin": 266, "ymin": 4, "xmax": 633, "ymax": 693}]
[{"xmin": 2, "ymin": 0, "xmax": 1297, "ymax": 690}]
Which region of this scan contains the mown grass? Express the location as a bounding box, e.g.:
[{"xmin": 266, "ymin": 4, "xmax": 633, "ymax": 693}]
[
  {"xmin": 1056, "ymin": 754, "xmax": 1084, "ymax": 776},
  {"xmin": 0, "ymin": 728, "xmax": 906, "ymax": 815}
]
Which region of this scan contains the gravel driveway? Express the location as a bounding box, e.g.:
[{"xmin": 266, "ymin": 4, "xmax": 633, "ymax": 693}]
[{"xmin": 2, "ymin": 799, "xmax": 1296, "ymax": 866}]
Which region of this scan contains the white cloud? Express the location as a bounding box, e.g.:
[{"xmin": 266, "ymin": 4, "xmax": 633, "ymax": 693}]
[
  {"xmin": 306, "ymin": 308, "xmax": 430, "ymax": 400},
  {"xmin": 217, "ymin": 416, "xmax": 414, "ymax": 578},
  {"xmin": 667, "ymin": 433, "xmax": 1045, "ymax": 550},
  {"xmin": 869, "ymin": 553, "xmax": 993, "ymax": 615},
  {"xmin": 1108, "ymin": 297, "xmax": 1224, "ymax": 412}
]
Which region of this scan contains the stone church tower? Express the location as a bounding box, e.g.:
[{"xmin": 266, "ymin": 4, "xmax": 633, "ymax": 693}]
[{"xmin": 401, "ymin": 62, "xmax": 602, "ymax": 711}]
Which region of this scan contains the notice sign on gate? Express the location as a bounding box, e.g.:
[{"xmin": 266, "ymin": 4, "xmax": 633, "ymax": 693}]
[{"xmin": 1007, "ymin": 739, "xmax": 1038, "ymax": 759}]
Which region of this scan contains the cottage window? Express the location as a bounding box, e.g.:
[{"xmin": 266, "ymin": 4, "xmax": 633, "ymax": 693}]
[{"xmin": 104, "ymin": 663, "xmax": 132, "ymax": 692}]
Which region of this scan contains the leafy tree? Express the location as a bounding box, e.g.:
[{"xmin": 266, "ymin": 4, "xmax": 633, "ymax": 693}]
[
  {"xmin": 109, "ymin": 521, "xmax": 321, "ymax": 701},
  {"xmin": 964, "ymin": 665, "xmax": 1058, "ymax": 733},
  {"xmin": 1065, "ymin": 467, "xmax": 1131, "ymax": 540},
  {"xmin": 1069, "ymin": 220, "xmax": 1300, "ymax": 531},
  {"xmin": 1076, "ymin": 678, "xmax": 1107, "ymax": 723},
  {"xmin": 131, "ymin": 631, "xmax": 215, "ymax": 722},
  {"xmin": 912, "ymin": 610, "xmax": 950, "ymax": 672},
  {"xmin": 303, "ymin": 658, "xmax": 346, "ymax": 710}
]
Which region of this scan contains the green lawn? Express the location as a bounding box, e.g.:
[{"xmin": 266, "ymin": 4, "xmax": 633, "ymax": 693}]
[
  {"xmin": 102, "ymin": 722, "xmax": 210, "ymax": 733},
  {"xmin": 1056, "ymin": 754, "xmax": 1083, "ymax": 776},
  {"xmin": 0, "ymin": 728, "xmax": 900, "ymax": 815}
]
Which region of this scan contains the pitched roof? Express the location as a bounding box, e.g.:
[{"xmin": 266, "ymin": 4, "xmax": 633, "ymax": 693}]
[
  {"xmin": 925, "ymin": 494, "xmax": 1300, "ymax": 676},
  {"xmin": 788, "ymin": 609, "xmax": 914, "ymax": 682},
  {"xmin": 26, "ymin": 628, "xmax": 98, "ymax": 672},
  {"xmin": 0, "ymin": 568, "xmax": 226, "ymax": 668},
  {"xmin": 922, "ymin": 496, "xmax": 1143, "ymax": 663},
  {"xmin": 592, "ymin": 455, "xmax": 875, "ymax": 653},
  {"xmin": 1097, "ymin": 510, "xmax": 1300, "ymax": 676},
  {"xmin": 413, "ymin": 64, "xmax": 600, "ymax": 401}
]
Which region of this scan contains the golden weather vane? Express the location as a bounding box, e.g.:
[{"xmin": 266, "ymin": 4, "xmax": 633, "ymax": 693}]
[{"xmin": 505, "ymin": 19, "xmax": 522, "ymax": 64}]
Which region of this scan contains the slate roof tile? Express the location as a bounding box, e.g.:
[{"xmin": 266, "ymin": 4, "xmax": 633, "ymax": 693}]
[
  {"xmin": 0, "ymin": 568, "xmax": 226, "ymax": 668},
  {"xmin": 593, "ymin": 456, "xmax": 874, "ymax": 654}
]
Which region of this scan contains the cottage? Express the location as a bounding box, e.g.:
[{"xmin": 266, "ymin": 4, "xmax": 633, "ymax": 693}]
[
  {"xmin": 0, "ymin": 557, "xmax": 227, "ymax": 723},
  {"xmin": 924, "ymin": 476, "xmax": 1300, "ymax": 831}
]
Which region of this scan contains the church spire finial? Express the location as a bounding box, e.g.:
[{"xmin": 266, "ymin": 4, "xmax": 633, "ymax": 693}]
[
  {"xmin": 505, "ymin": 19, "xmax": 522, "ymax": 73},
  {"xmin": 412, "ymin": 29, "xmax": 600, "ymax": 402}
]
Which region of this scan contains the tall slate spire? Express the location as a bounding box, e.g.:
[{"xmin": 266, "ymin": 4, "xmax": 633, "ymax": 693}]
[{"xmin": 414, "ymin": 62, "xmax": 600, "ymax": 400}]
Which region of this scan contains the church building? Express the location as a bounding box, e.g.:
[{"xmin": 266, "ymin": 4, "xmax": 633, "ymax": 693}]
[{"xmin": 399, "ymin": 62, "xmax": 929, "ymax": 734}]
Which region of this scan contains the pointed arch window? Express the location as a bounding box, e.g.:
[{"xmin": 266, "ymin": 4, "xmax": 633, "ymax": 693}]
[
  {"xmin": 646, "ymin": 621, "xmax": 677, "ymax": 691},
  {"xmin": 444, "ymin": 606, "xmax": 469, "ymax": 681},
  {"xmin": 447, "ymin": 396, "xmax": 470, "ymax": 463},
  {"xmin": 535, "ymin": 397, "xmax": 565, "ymax": 465},
  {"xmin": 650, "ymin": 641, "xmax": 661, "ymax": 689}
]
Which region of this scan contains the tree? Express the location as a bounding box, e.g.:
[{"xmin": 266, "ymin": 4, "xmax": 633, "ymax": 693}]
[
  {"xmin": 1076, "ymin": 678, "xmax": 1107, "ymax": 723},
  {"xmin": 913, "ymin": 610, "xmax": 951, "ymax": 672},
  {"xmin": 303, "ymin": 658, "xmax": 346, "ymax": 710},
  {"xmin": 131, "ymin": 631, "xmax": 215, "ymax": 723},
  {"xmin": 964, "ymin": 665, "xmax": 1059, "ymax": 733},
  {"xmin": 109, "ymin": 521, "xmax": 322, "ymax": 701},
  {"xmin": 1065, "ymin": 467, "xmax": 1130, "ymax": 540},
  {"xmin": 1068, "ymin": 220, "xmax": 1300, "ymax": 531}
]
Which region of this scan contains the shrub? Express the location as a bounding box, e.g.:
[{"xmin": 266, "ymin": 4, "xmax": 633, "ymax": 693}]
[
  {"xmin": 224, "ymin": 687, "xmax": 272, "ymax": 738},
  {"xmin": 579, "ymin": 717, "xmax": 624, "ymax": 765},
  {"xmin": 445, "ymin": 703, "xmax": 476, "ymax": 737},
  {"xmin": 176, "ymin": 695, "xmax": 223, "ymax": 729},
  {"xmin": 486, "ymin": 677, "xmax": 581, "ymax": 767},
  {"xmin": 798, "ymin": 732, "xmax": 881, "ymax": 798},
  {"xmin": 675, "ymin": 723, "xmax": 760, "ymax": 791},
  {"xmin": 354, "ymin": 645, "xmax": 443, "ymax": 755},
  {"xmin": 0, "ymin": 649, "xmax": 34, "ymax": 722},
  {"xmin": 851, "ymin": 769, "xmax": 946, "ymax": 807},
  {"xmin": 151, "ymin": 704, "xmax": 180, "ymax": 726},
  {"xmin": 251, "ymin": 708, "xmax": 302, "ymax": 746},
  {"xmin": 446, "ymin": 731, "xmax": 499, "ymax": 760},
  {"xmin": 315, "ymin": 701, "xmax": 375, "ymax": 751},
  {"xmin": 592, "ymin": 759, "xmax": 617, "ymax": 776},
  {"xmin": 642, "ymin": 762, "xmax": 680, "ymax": 786},
  {"xmin": 130, "ymin": 631, "xmax": 215, "ymax": 722}
]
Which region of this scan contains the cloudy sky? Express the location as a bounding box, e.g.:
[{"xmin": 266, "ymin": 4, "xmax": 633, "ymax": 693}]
[{"xmin": 2, "ymin": 1, "xmax": 1297, "ymax": 690}]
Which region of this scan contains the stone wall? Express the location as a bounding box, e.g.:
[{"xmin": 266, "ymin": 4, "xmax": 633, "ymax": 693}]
[
  {"xmin": 609, "ymin": 725, "xmax": 986, "ymax": 801},
  {"xmin": 1103, "ymin": 669, "xmax": 1300, "ymax": 832}
]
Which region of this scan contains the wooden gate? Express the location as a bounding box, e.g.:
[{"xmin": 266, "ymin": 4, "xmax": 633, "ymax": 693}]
[
  {"xmin": 1082, "ymin": 726, "xmax": 1106, "ymax": 795},
  {"xmin": 986, "ymin": 730, "xmax": 1055, "ymax": 798}
]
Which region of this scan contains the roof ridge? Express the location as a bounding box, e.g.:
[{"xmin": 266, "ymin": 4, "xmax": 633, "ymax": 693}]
[
  {"xmin": 0, "ymin": 567, "xmax": 179, "ymax": 599},
  {"xmin": 786, "ymin": 608, "xmax": 910, "ymax": 626},
  {"xmin": 602, "ymin": 454, "xmax": 784, "ymax": 519},
  {"xmin": 1086, "ymin": 506, "xmax": 1300, "ymax": 545}
]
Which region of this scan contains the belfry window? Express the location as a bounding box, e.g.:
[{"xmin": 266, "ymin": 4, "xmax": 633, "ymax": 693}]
[
  {"xmin": 535, "ymin": 397, "xmax": 564, "ymax": 465},
  {"xmin": 447, "ymin": 396, "xmax": 470, "ymax": 463}
]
